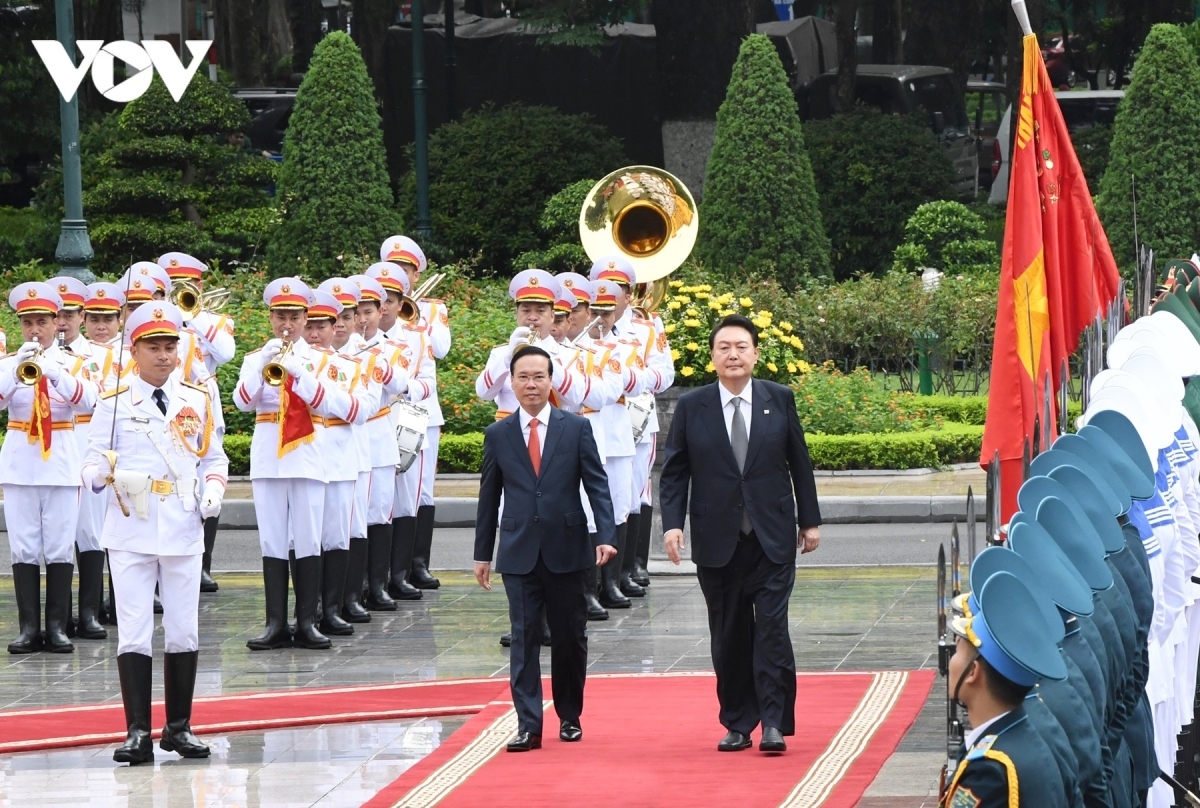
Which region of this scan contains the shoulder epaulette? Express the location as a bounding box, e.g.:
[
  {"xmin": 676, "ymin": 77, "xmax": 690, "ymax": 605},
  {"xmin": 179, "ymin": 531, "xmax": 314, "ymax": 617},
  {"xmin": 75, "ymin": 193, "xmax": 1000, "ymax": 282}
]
[
  {"xmin": 596, "ymin": 340, "xmax": 617, "ymax": 349},
  {"xmin": 100, "ymin": 385, "xmax": 129, "ymax": 399}
]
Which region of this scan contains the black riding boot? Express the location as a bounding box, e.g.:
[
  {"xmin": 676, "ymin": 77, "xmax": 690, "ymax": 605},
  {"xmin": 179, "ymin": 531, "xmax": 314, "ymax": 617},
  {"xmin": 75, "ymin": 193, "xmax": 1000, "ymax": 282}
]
[
  {"xmin": 76, "ymin": 550, "xmax": 108, "ymax": 639},
  {"xmin": 319, "ymin": 549, "xmax": 354, "ymax": 636},
  {"xmin": 160, "ymin": 651, "xmax": 209, "ymax": 757},
  {"xmin": 8, "ymin": 563, "xmax": 42, "ymax": 654},
  {"xmin": 200, "ymin": 516, "xmax": 219, "ymax": 592},
  {"xmin": 633, "ymin": 503, "xmax": 653, "ymax": 586},
  {"xmin": 247, "ymin": 557, "xmax": 292, "ymax": 650},
  {"xmin": 291, "ymin": 555, "xmax": 330, "ymax": 649},
  {"xmin": 388, "ymin": 517, "xmax": 423, "ymax": 600},
  {"xmin": 598, "ymin": 522, "xmax": 631, "ymax": 609},
  {"xmin": 44, "ymin": 563, "xmax": 75, "ymax": 653},
  {"xmin": 364, "ymin": 523, "xmax": 397, "ymax": 610},
  {"xmin": 410, "ymin": 505, "xmax": 440, "ymax": 589},
  {"xmin": 619, "ymin": 513, "xmax": 646, "ymax": 597},
  {"xmin": 584, "ymin": 533, "xmax": 608, "ymax": 621},
  {"xmin": 113, "ymin": 652, "xmax": 154, "ymax": 765},
  {"xmin": 341, "ymin": 537, "xmax": 372, "ymax": 623}
]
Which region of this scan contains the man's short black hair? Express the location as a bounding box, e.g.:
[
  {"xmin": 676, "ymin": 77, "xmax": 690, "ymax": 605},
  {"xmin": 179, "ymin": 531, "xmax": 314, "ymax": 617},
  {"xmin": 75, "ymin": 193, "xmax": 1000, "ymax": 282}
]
[
  {"xmin": 709, "ymin": 314, "xmax": 760, "ymax": 350},
  {"xmin": 510, "ymin": 345, "xmax": 553, "ymax": 377},
  {"xmin": 979, "ymin": 656, "xmax": 1034, "ymax": 707}
]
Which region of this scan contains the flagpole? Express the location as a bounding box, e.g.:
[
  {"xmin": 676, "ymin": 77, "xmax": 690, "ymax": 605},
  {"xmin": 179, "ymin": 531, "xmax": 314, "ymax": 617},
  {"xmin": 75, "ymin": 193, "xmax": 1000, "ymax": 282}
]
[{"xmin": 1011, "ymin": 0, "xmax": 1033, "ymax": 37}]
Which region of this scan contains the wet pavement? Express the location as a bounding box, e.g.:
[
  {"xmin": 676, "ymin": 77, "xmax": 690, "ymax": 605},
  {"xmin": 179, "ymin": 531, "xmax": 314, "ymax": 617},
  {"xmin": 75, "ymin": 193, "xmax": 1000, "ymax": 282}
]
[{"xmin": 0, "ymin": 569, "xmax": 945, "ymax": 806}]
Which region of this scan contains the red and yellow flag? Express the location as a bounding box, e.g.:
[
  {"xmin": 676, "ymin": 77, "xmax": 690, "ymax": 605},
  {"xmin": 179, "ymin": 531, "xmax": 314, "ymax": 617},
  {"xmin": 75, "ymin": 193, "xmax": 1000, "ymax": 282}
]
[
  {"xmin": 277, "ymin": 377, "xmax": 315, "ymax": 458},
  {"xmin": 981, "ymin": 33, "xmax": 1122, "ymax": 521}
]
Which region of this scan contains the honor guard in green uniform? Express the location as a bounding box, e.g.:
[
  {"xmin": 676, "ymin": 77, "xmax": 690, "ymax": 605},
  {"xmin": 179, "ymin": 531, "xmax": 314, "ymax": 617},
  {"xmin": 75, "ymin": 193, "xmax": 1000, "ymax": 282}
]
[{"xmin": 941, "ymin": 570, "xmax": 1072, "ymax": 807}]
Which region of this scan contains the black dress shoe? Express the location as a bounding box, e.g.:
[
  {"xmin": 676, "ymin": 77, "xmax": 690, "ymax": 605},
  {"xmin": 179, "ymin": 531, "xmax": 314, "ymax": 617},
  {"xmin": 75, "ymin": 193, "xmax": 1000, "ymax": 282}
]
[
  {"xmin": 760, "ymin": 726, "xmax": 787, "ymax": 753},
  {"xmin": 559, "ymin": 720, "xmax": 582, "ymax": 742},
  {"xmin": 199, "ymin": 569, "xmax": 219, "ymax": 593},
  {"xmin": 113, "ymin": 729, "xmax": 155, "ymax": 765},
  {"xmin": 717, "ymin": 730, "xmax": 753, "ymax": 752},
  {"xmin": 506, "ymin": 731, "xmax": 542, "ymax": 752},
  {"xmin": 500, "ymin": 632, "xmax": 511, "ymax": 647}
]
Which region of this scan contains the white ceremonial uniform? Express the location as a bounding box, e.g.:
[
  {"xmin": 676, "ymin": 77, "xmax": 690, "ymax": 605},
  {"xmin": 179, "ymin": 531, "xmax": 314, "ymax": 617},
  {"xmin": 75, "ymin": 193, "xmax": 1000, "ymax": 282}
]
[
  {"xmin": 342, "ymin": 341, "xmax": 377, "ymax": 541},
  {"xmin": 359, "ymin": 330, "xmax": 411, "ymax": 525},
  {"xmin": 592, "ymin": 335, "xmax": 647, "ymax": 525},
  {"xmin": 233, "ymin": 339, "xmax": 352, "ymax": 559},
  {"xmin": 177, "ymin": 328, "xmax": 226, "ymax": 439},
  {"xmin": 614, "ymin": 310, "xmax": 674, "ymax": 513},
  {"xmin": 68, "ymin": 334, "xmax": 115, "ymax": 553},
  {"xmin": 413, "ymin": 299, "xmax": 450, "ymax": 509},
  {"xmin": 474, "ymin": 333, "xmax": 585, "ymax": 419},
  {"xmin": 81, "ymin": 374, "xmax": 228, "ymax": 656},
  {"xmin": 391, "ymin": 323, "xmax": 440, "ymax": 520},
  {"xmin": 0, "ymin": 346, "xmax": 98, "ymax": 564},
  {"xmin": 184, "ymin": 310, "xmax": 236, "ymax": 376},
  {"xmin": 312, "ymin": 348, "xmax": 377, "ymax": 552},
  {"xmin": 560, "ymin": 334, "xmax": 623, "ymax": 531}
]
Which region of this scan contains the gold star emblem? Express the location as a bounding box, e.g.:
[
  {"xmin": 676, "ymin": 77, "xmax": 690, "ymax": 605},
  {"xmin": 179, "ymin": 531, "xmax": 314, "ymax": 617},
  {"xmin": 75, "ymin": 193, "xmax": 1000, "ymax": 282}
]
[
  {"xmin": 26, "ymin": 288, "xmax": 37, "ymax": 299},
  {"xmin": 169, "ymin": 259, "xmax": 179, "ymax": 267},
  {"xmin": 152, "ymin": 308, "xmax": 164, "ymax": 320},
  {"xmin": 96, "ymin": 290, "xmax": 106, "ymax": 298},
  {"xmin": 529, "ymin": 276, "xmax": 539, "ymax": 286},
  {"xmin": 564, "ymin": 279, "xmax": 574, "ymax": 288},
  {"xmin": 281, "ymin": 284, "xmax": 291, "ymax": 294},
  {"xmin": 333, "ymin": 284, "xmax": 342, "ymax": 294},
  {"xmin": 58, "ymin": 283, "xmax": 68, "ymax": 293}
]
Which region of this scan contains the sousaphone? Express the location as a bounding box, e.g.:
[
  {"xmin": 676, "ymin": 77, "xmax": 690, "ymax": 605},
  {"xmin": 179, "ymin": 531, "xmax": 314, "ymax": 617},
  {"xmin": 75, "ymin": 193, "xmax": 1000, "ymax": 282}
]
[{"xmin": 578, "ymin": 166, "xmax": 699, "ymax": 318}]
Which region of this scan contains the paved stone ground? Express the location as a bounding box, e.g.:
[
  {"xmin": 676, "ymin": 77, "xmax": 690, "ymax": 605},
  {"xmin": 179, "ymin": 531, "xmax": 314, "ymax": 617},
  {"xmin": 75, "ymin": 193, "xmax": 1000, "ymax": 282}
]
[{"xmin": 0, "ymin": 567, "xmax": 944, "ymax": 806}]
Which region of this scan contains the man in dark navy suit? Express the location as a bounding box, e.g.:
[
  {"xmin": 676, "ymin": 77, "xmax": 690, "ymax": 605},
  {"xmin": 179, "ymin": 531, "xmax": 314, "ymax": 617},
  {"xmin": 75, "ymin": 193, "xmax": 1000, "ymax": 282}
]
[
  {"xmin": 474, "ymin": 345, "xmax": 617, "ymax": 752},
  {"xmin": 659, "ymin": 314, "xmax": 822, "ymax": 754}
]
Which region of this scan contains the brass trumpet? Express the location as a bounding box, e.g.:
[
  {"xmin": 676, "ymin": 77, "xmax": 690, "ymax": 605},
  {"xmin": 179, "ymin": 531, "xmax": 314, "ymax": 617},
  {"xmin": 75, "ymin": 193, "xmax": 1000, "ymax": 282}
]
[
  {"xmin": 171, "ymin": 280, "xmax": 230, "ymax": 320},
  {"xmin": 263, "ymin": 332, "xmax": 295, "ymax": 387},
  {"xmin": 397, "ymin": 272, "xmax": 448, "ymax": 325},
  {"xmin": 16, "ymin": 350, "xmax": 43, "ymax": 385}
]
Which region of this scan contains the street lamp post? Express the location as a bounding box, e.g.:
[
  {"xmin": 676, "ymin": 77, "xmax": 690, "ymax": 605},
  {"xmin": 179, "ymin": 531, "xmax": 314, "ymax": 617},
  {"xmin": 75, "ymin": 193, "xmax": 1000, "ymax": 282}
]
[
  {"xmin": 52, "ymin": 0, "xmax": 95, "ymax": 283},
  {"xmin": 412, "ymin": 0, "xmax": 432, "ymax": 239}
]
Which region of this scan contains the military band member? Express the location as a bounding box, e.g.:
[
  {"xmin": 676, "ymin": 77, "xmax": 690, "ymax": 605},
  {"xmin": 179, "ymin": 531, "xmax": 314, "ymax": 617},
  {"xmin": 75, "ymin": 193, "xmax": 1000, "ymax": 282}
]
[
  {"xmin": 55, "ymin": 276, "xmax": 116, "ymax": 640},
  {"xmin": 344, "ymin": 273, "xmax": 417, "ymax": 611},
  {"xmin": 319, "ymin": 278, "xmax": 376, "ymax": 623},
  {"xmin": 381, "ymin": 236, "xmax": 449, "ymax": 591},
  {"xmin": 234, "ymin": 279, "xmax": 352, "ymax": 650},
  {"xmin": 83, "ymin": 283, "xmax": 124, "ymax": 347},
  {"xmin": 303, "ymin": 289, "xmax": 376, "ymax": 636},
  {"xmin": 366, "ymin": 262, "xmax": 440, "ymax": 601},
  {"xmin": 1, "ymin": 282, "xmax": 100, "ymax": 654},
  {"xmin": 158, "ymin": 252, "xmax": 236, "ymax": 594},
  {"xmin": 583, "ymin": 270, "xmax": 647, "ymax": 607},
  {"xmin": 81, "ymin": 302, "xmax": 228, "ymax": 765},
  {"xmin": 122, "ymin": 262, "xmax": 171, "ymax": 316}
]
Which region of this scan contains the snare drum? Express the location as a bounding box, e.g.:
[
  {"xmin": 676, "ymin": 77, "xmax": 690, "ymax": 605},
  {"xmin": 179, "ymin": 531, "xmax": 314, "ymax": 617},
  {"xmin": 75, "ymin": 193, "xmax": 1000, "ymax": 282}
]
[
  {"xmin": 390, "ymin": 399, "xmax": 429, "ymax": 473},
  {"xmin": 625, "ymin": 391, "xmax": 655, "ymax": 444}
]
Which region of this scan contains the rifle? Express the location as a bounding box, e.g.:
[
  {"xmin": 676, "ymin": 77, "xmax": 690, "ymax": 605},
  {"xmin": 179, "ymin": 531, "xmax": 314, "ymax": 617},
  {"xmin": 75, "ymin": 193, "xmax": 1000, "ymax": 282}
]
[{"xmin": 937, "ymin": 543, "xmax": 963, "ymax": 794}]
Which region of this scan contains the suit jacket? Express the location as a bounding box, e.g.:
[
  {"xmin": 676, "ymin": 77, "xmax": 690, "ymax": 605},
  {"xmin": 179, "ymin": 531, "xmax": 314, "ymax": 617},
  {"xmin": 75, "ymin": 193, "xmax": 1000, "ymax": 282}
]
[
  {"xmin": 474, "ymin": 406, "xmax": 616, "ymax": 575},
  {"xmin": 659, "ymin": 378, "xmax": 821, "ymax": 568}
]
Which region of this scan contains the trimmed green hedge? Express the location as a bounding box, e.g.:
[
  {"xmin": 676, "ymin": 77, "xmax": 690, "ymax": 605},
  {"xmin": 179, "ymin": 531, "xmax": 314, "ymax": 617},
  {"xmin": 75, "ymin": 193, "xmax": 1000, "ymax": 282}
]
[
  {"xmin": 439, "ymin": 432, "xmax": 485, "ymax": 474},
  {"xmin": 806, "ymin": 423, "xmax": 983, "ymax": 471},
  {"xmin": 225, "ymin": 433, "xmax": 251, "ymax": 476}
]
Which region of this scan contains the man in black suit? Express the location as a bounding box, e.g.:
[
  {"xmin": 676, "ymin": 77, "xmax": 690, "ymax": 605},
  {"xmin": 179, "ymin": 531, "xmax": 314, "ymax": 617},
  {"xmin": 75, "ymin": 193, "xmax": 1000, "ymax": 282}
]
[
  {"xmin": 659, "ymin": 314, "xmax": 822, "ymax": 755},
  {"xmin": 474, "ymin": 346, "xmax": 617, "ymax": 752}
]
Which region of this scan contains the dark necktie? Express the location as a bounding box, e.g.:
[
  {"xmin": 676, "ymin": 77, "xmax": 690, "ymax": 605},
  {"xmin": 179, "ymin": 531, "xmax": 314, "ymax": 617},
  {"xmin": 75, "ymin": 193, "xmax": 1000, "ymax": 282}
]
[
  {"xmin": 153, "ymin": 388, "xmax": 167, "ymax": 415},
  {"xmin": 731, "ymin": 397, "xmax": 752, "ymax": 534}
]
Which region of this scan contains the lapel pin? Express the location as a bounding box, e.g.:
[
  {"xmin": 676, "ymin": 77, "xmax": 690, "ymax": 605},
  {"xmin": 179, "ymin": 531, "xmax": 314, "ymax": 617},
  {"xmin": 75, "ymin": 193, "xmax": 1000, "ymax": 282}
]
[{"xmin": 763, "ymin": 409, "xmax": 769, "ymax": 415}]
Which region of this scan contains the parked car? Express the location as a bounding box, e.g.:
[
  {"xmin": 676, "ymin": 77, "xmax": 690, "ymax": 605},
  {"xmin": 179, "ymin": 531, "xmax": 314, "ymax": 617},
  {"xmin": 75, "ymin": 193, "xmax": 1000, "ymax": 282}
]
[
  {"xmin": 966, "ymin": 80, "xmax": 1006, "ymax": 191},
  {"xmin": 800, "ymin": 64, "xmax": 978, "ymax": 198},
  {"xmin": 1043, "ymin": 35, "xmax": 1084, "ymax": 89},
  {"xmin": 232, "ymin": 88, "xmax": 296, "ymax": 155},
  {"xmin": 988, "ymin": 89, "xmax": 1123, "ymax": 205}
]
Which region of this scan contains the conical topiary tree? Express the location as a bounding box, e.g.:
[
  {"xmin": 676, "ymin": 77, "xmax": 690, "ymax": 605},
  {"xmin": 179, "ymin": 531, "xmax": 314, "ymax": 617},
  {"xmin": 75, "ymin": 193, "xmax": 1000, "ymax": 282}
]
[
  {"xmin": 266, "ymin": 31, "xmax": 401, "ymax": 279},
  {"xmin": 695, "ymin": 34, "xmax": 831, "ymax": 286},
  {"xmin": 1097, "ymin": 23, "xmax": 1200, "ymax": 270}
]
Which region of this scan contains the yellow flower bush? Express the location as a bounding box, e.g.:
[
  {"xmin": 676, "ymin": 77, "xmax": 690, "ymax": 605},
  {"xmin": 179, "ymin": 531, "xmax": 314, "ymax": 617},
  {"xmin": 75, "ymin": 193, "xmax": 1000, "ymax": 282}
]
[{"xmin": 657, "ymin": 282, "xmax": 811, "ymax": 387}]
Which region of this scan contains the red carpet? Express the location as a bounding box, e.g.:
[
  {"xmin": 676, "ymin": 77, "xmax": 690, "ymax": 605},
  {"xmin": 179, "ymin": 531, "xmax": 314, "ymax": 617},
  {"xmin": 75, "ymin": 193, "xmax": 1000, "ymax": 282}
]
[
  {"xmin": 364, "ymin": 670, "xmax": 935, "ymax": 808},
  {"xmin": 0, "ymin": 677, "xmax": 507, "ymax": 754}
]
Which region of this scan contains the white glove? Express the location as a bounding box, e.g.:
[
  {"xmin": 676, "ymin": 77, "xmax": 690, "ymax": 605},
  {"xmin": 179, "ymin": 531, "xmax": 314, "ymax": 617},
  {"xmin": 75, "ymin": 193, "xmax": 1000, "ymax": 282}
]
[
  {"xmin": 200, "ymin": 490, "xmax": 222, "ymax": 519},
  {"xmin": 92, "ymin": 450, "xmax": 117, "ymax": 491},
  {"xmin": 15, "ymin": 341, "xmax": 40, "ymax": 362},
  {"xmin": 261, "ymin": 338, "xmax": 284, "ymax": 363},
  {"xmin": 38, "ymin": 356, "xmax": 62, "ymax": 382},
  {"xmin": 281, "ymin": 353, "xmax": 307, "ymax": 379},
  {"xmin": 509, "ymin": 326, "xmax": 532, "ymax": 346}
]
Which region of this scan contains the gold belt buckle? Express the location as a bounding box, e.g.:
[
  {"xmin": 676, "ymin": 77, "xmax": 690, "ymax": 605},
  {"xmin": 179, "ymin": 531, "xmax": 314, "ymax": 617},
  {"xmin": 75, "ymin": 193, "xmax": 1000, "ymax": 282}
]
[{"xmin": 150, "ymin": 479, "xmax": 173, "ymax": 496}]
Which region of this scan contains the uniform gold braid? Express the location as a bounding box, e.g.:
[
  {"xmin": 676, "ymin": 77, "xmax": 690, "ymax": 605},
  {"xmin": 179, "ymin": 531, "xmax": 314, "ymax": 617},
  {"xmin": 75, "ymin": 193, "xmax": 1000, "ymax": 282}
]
[
  {"xmin": 169, "ymin": 391, "xmax": 213, "ymax": 457},
  {"xmin": 982, "ymin": 749, "xmax": 1020, "ymax": 808},
  {"xmin": 941, "ymin": 758, "xmax": 970, "ymax": 807}
]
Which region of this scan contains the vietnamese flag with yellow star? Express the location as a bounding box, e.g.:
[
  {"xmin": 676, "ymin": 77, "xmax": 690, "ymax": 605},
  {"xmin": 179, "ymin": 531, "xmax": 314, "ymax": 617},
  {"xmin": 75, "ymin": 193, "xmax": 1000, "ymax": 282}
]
[{"xmin": 981, "ymin": 26, "xmax": 1122, "ymax": 521}]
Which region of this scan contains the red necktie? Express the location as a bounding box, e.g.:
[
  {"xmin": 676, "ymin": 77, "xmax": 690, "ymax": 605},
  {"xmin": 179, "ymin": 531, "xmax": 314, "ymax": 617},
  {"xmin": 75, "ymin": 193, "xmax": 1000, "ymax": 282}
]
[{"xmin": 528, "ymin": 418, "xmax": 541, "ymax": 476}]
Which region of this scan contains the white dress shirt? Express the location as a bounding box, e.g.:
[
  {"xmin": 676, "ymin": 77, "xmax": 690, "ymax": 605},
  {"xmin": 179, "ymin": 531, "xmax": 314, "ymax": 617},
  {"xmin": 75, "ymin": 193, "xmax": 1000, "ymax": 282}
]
[
  {"xmin": 717, "ymin": 380, "xmax": 753, "ymax": 441},
  {"xmin": 963, "ymin": 710, "xmax": 1010, "ymax": 750},
  {"xmin": 519, "ymin": 403, "xmax": 552, "ymax": 449}
]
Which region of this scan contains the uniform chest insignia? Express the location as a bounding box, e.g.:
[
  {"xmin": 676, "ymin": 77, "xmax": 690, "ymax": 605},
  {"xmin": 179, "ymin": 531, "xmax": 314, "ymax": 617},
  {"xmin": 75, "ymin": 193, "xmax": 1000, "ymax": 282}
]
[
  {"xmin": 427, "ymin": 346, "xmax": 434, "ymax": 360},
  {"xmin": 194, "ymin": 346, "xmax": 203, "ymax": 361},
  {"xmin": 175, "ymin": 406, "xmax": 201, "ymax": 437},
  {"xmin": 965, "ymin": 735, "xmax": 997, "ymax": 761},
  {"xmin": 608, "ymin": 358, "xmax": 621, "ymax": 373},
  {"xmin": 634, "ymin": 355, "xmax": 645, "ymax": 369},
  {"xmin": 372, "ymin": 365, "xmax": 384, "ymax": 383},
  {"xmin": 328, "ymin": 365, "xmax": 339, "ymax": 381},
  {"xmin": 399, "ymin": 355, "xmax": 410, "ymax": 370},
  {"xmin": 438, "ymin": 310, "xmax": 449, "ymax": 326},
  {"xmin": 949, "ymin": 786, "xmax": 981, "ymax": 808},
  {"xmin": 656, "ymin": 332, "xmax": 668, "ymax": 351}
]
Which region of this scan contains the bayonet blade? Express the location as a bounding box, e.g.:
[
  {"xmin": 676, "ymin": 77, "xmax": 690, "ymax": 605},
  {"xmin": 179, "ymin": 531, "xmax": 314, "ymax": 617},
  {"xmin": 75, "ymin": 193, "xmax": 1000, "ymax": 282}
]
[
  {"xmin": 966, "ymin": 486, "xmax": 977, "ymax": 568},
  {"xmin": 937, "ymin": 543, "xmax": 947, "ymax": 648},
  {"xmin": 984, "ymin": 460, "xmax": 996, "ymax": 547},
  {"xmin": 950, "ymin": 521, "xmax": 962, "ymax": 598},
  {"xmin": 991, "ymin": 450, "xmax": 1002, "ymax": 545},
  {"xmin": 1059, "ymin": 359, "xmax": 1069, "ymax": 437}
]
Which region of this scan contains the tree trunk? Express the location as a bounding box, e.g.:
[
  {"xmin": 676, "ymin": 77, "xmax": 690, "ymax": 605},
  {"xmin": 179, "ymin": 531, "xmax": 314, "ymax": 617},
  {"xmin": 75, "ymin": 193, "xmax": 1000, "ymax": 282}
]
[
  {"xmin": 903, "ymin": 0, "xmax": 985, "ymax": 90},
  {"xmin": 219, "ymin": 0, "xmax": 267, "ymax": 85},
  {"xmin": 265, "ymin": 0, "xmax": 293, "ymax": 79},
  {"xmin": 834, "ymin": 0, "xmax": 860, "ymax": 112},
  {"xmin": 871, "ymin": 0, "xmax": 902, "ymax": 64},
  {"xmin": 289, "ymin": 0, "xmax": 324, "ymax": 75},
  {"xmin": 651, "ymin": 0, "xmax": 757, "ymax": 121},
  {"xmin": 351, "ymin": 0, "xmax": 396, "ymax": 96}
]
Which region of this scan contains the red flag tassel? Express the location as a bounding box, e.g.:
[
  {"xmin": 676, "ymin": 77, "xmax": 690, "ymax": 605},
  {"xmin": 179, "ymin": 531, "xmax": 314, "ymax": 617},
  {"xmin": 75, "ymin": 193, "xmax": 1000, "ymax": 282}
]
[
  {"xmin": 276, "ymin": 377, "xmax": 315, "ymax": 458},
  {"xmin": 27, "ymin": 377, "xmax": 52, "ymax": 461}
]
